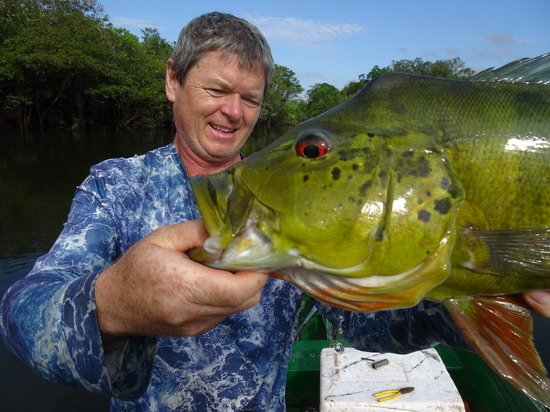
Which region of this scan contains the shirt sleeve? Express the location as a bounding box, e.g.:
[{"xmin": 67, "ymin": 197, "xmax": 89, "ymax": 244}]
[
  {"xmin": 318, "ymin": 300, "xmax": 469, "ymax": 353},
  {"xmin": 0, "ymin": 166, "xmax": 157, "ymax": 399}
]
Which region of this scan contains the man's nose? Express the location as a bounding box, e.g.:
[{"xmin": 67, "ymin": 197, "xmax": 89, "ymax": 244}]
[{"xmin": 220, "ymin": 93, "xmax": 243, "ymax": 120}]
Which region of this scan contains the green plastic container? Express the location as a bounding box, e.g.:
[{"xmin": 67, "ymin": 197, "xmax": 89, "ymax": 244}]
[{"xmin": 285, "ymin": 298, "xmax": 544, "ymax": 412}]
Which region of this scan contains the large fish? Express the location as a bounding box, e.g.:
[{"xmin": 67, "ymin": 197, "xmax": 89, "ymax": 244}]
[{"xmin": 189, "ymin": 55, "xmax": 550, "ymax": 407}]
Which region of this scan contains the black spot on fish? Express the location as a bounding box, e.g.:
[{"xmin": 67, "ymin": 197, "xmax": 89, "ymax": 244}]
[
  {"xmin": 415, "ymin": 156, "xmax": 430, "ymax": 177},
  {"xmin": 378, "ymin": 170, "xmax": 387, "ymax": 179},
  {"xmin": 338, "ymin": 150, "xmax": 351, "ymax": 161},
  {"xmin": 303, "ymin": 175, "xmax": 309, "ymax": 182},
  {"xmin": 332, "ymin": 167, "xmax": 341, "ymax": 180},
  {"xmin": 440, "ymin": 177, "xmax": 450, "ymax": 190},
  {"xmin": 448, "ymin": 184, "xmax": 461, "ymax": 199},
  {"xmin": 418, "ymin": 209, "xmax": 431, "ymax": 222},
  {"xmin": 359, "ymin": 181, "xmax": 371, "ymax": 197},
  {"xmin": 368, "ymin": 133, "xmax": 375, "ymax": 137},
  {"xmin": 434, "ymin": 198, "xmax": 451, "ymax": 215},
  {"xmin": 352, "ymin": 164, "xmax": 359, "ymax": 171},
  {"xmin": 426, "ymin": 191, "xmax": 432, "ymax": 197},
  {"xmin": 398, "ymin": 153, "xmax": 431, "ymax": 178}
]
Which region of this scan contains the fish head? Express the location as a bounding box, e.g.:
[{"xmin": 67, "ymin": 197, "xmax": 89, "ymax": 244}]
[
  {"xmin": 190, "ymin": 124, "xmax": 388, "ymax": 272},
  {"xmin": 190, "ymin": 87, "xmax": 465, "ymax": 309}
]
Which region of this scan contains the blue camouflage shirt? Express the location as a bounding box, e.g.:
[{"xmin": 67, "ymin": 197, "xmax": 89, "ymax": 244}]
[{"xmin": 0, "ymin": 143, "xmax": 466, "ymax": 411}]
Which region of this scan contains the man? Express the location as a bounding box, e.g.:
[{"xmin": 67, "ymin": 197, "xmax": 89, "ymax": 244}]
[{"xmin": 1, "ymin": 12, "xmax": 548, "ymax": 411}]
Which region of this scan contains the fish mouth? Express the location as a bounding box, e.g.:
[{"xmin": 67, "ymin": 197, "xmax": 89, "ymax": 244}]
[
  {"xmin": 189, "ymin": 218, "xmax": 299, "ymax": 271},
  {"xmin": 189, "ymin": 170, "xmax": 297, "ymax": 270}
]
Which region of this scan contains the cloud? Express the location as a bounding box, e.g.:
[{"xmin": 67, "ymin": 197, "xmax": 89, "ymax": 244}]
[
  {"xmin": 445, "ymin": 47, "xmax": 462, "ymax": 57},
  {"xmin": 483, "ymin": 32, "xmax": 518, "ymax": 46},
  {"xmin": 111, "ymin": 17, "xmax": 159, "ymax": 30},
  {"xmin": 247, "ymin": 15, "xmax": 365, "ymax": 48},
  {"xmin": 470, "ymin": 32, "xmax": 524, "ymax": 61}
]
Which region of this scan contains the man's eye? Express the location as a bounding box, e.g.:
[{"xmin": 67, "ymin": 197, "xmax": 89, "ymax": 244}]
[
  {"xmin": 244, "ymin": 97, "xmax": 261, "ymax": 108},
  {"xmin": 207, "ymin": 88, "xmax": 225, "ymax": 97}
]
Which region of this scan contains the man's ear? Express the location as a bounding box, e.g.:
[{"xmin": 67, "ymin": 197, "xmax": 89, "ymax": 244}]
[{"xmin": 165, "ymin": 59, "xmax": 178, "ymax": 103}]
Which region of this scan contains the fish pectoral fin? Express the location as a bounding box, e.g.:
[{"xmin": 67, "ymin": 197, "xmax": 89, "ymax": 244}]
[
  {"xmin": 444, "ymin": 296, "xmax": 550, "ymax": 408},
  {"xmin": 465, "ymin": 226, "xmax": 550, "ymax": 277}
]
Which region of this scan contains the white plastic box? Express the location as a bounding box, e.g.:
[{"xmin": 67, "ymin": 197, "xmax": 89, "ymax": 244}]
[{"xmin": 320, "ymin": 347, "xmax": 465, "ymax": 411}]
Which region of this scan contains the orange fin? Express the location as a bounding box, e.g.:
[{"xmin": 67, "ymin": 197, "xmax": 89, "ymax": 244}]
[{"xmin": 444, "ymin": 295, "xmax": 550, "ymax": 408}]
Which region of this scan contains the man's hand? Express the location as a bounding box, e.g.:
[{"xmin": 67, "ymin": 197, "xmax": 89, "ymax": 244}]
[
  {"xmin": 94, "ymin": 220, "xmax": 269, "ymax": 340},
  {"xmin": 524, "ymin": 290, "xmax": 550, "ymax": 318}
]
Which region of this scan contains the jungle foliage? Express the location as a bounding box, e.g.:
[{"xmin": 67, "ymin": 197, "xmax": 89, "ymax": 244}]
[{"xmin": 0, "ymin": 0, "xmax": 476, "ymax": 135}]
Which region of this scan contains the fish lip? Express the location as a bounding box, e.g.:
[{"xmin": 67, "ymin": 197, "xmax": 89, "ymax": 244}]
[
  {"xmin": 191, "ymin": 169, "xmax": 289, "ymax": 270},
  {"xmin": 196, "ymin": 219, "xmax": 299, "ymax": 271}
]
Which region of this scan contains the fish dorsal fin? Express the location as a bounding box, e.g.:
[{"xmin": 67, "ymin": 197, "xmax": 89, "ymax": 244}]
[
  {"xmin": 444, "ymin": 296, "xmax": 550, "ymax": 408},
  {"xmin": 470, "ymin": 53, "xmax": 550, "ymax": 84},
  {"xmin": 464, "ymin": 227, "xmax": 550, "ymax": 278}
]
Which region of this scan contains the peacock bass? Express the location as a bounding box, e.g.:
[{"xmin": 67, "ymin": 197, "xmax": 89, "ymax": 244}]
[{"xmin": 189, "ymin": 54, "xmax": 550, "ymax": 407}]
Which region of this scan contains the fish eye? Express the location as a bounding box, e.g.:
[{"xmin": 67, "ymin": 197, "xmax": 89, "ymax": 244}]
[{"xmin": 295, "ymin": 132, "xmax": 331, "ymax": 159}]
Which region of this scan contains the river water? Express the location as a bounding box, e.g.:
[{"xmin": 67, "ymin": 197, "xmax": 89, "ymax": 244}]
[{"xmin": 0, "ymin": 129, "xmax": 548, "ymax": 411}]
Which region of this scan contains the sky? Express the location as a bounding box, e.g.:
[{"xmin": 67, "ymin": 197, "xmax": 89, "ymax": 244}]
[{"xmin": 99, "ymin": 0, "xmax": 550, "ymax": 91}]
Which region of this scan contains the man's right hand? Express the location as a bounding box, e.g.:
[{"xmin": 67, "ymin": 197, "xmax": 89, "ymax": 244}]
[{"xmin": 94, "ymin": 220, "xmax": 269, "ymax": 341}]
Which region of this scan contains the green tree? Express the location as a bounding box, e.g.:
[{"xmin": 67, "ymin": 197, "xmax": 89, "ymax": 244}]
[
  {"xmin": 0, "ymin": 0, "xmax": 173, "ymax": 131},
  {"xmin": 0, "ymin": 2, "xmax": 211, "ymax": 131},
  {"xmin": 430, "ymin": 57, "xmax": 476, "ymax": 79},
  {"xmin": 337, "ymin": 58, "xmax": 476, "ymax": 105},
  {"xmin": 87, "ymin": 27, "xmax": 173, "ymax": 128},
  {"xmin": 258, "ymin": 64, "xmax": 304, "ymax": 129},
  {"xmin": 392, "ymin": 57, "xmax": 433, "ymax": 75},
  {"xmin": 390, "ymin": 57, "xmax": 474, "ymax": 79},
  {"xmin": 0, "ymin": 2, "xmax": 478, "ymax": 134},
  {"xmin": 365, "ymin": 65, "xmax": 393, "ymax": 81},
  {"xmin": 0, "ymin": 0, "xmax": 117, "ymax": 129},
  {"xmin": 305, "ymin": 83, "xmax": 342, "ymax": 118},
  {"xmin": 341, "ymin": 74, "xmax": 367, "ymax": 99}
]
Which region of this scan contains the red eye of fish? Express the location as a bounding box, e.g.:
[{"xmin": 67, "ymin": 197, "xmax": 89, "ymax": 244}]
[{"xmin": 295, "ymin": 133, "xmax": 331, "ymax": 159}]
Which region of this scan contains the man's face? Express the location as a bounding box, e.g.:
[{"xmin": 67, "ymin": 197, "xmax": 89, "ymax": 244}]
[{"xmin": 166, "ymin": 50, "xmax": 265, "ymax": 168}]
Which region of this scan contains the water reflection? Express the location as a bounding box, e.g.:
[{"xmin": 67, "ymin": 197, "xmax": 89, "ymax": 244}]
[
  {"xmin": 0, "ymin": 129, "xmax": 178, "ymax": 411},
  {"xmin": 0, "ymin": 129, "xmax": 174, "ymax": 258}
]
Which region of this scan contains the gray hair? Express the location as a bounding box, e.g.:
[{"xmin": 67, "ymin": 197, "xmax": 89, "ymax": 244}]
[{"xmin": 171, "ymin": 12, "xmax": 274, "ymax": 94}]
